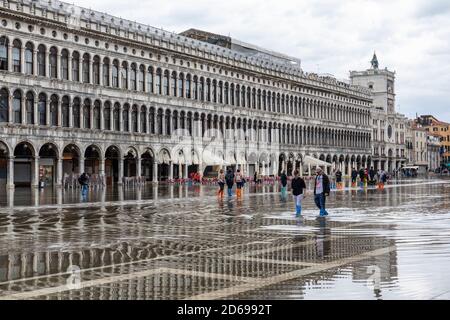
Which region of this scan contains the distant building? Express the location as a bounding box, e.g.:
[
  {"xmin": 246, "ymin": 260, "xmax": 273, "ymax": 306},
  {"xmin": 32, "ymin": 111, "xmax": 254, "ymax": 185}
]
[
  {"xmin": 410, "ymin": 122, "xmax": 429, "ymax": 173},
  {"xmin": 416, "ymin": 115, "xmax": 450, "ymax": 169},
  {"xmin": 350, "ymin": 53, "xmax": 408, "ymax": 173},
  {"xmin": 427, "ymin": 133, "xmax": 441, "ymax": 171}
]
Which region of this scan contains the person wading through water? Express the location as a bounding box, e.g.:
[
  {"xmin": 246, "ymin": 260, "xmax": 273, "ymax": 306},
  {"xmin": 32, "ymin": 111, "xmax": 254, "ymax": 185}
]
[
  {"xmin": 280, "ymin": 170, "xmax": 288, "ymax": 198},
  {"xmin": 217, "ymin": 169, "xmax": 225, "ymax": 197},
  {"xmin": 78, "ymin": 172, "xmax": 90, "ymax": 197},
  {"xmin": 225, "ymin": 169, "xmax": 235, "ymax": 197},
  {"xmin": 235, "ymin": 169, "xmax": 244, "ymax": 197},
  {"xmin": 314, "ymin": 167, "xmax": 331, "ymax": 217},
  {"xmin": 291, "ymin": 170, "xmax": 306, "ymax": 217}
]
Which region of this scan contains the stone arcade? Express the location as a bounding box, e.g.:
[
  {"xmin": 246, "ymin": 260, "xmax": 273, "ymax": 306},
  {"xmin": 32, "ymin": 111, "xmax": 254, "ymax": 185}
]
[{"xmin": 1, "ymin": 0, "xmax": 383, "ymax": 189}]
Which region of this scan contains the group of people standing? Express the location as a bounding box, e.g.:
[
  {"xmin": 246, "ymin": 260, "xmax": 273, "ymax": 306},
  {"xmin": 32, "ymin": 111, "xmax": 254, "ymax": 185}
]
[
  {"xmin": 217, "ymin": 169, "xmax": 246, "ymax": 197},
  {"xmin": 217, "ymin": 167, "xmax": 331, "ymax": 218}
]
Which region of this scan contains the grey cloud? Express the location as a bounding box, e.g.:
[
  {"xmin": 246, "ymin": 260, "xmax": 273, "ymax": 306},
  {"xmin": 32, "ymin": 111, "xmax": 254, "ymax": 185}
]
[{"xmin": 71, "ymin": 0, "xmax": 450, "ymax": 122}]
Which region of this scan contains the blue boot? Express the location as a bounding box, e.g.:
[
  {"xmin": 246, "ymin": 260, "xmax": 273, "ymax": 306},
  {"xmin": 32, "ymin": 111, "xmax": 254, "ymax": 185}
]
[
  {"xmin": 228, "ymin": 188, "xmax": 232, "ymax": 197},
  {"xmin": 295, "ymin": 205, "xmax": 302, "ymax": 217}
]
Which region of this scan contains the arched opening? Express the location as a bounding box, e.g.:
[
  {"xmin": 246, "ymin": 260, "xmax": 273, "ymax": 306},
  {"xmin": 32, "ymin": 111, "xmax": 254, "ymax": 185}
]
[
  {"xmin": 0, "ymin": 37, "xmax": 9, "ymax": 71},
  {"xmin": 105, "ymin": 146, "xmax": 120, "ymax": 185},
  {"xmin": 12, "ymin": 39, "xmax": 22, "ymax": 72},
  {"xmin": 0, "ymin": 88, "xmax": 8, "ymax": 123},
  {"xmin": 141, "ymin": 150, "xmax": 154, "ymax": 182},
  {"xmin": 13, "ymin": 89, "xmax": 22, "ymax": 124},
  {"xmin": 84, "ymin": 145, "xmax": 100, "ymax": 174},
  {"xmin": 278, "ymin": 153, "xmax": 286, "ymax": 175},
  {"xmin": 62, "ymin": 144, "xmax": 80, "ymax": 177},
  {"xmin": 14, "ymin": 142, "xmax": 35, "ymax": 187},
  {"xmin": 124, "ymin": 149, "xmax": 137, "ymax": 177},
  {"xmin": 158, "ymin": 149, "xmax": 171, "ymax": 181},
  {"xmin": 0, "ymin": 141, "xmax": 9, "ymax": 187},
  {"xmin": 39, "ymin": 143, "xmax": 58, "ymax": 186}
]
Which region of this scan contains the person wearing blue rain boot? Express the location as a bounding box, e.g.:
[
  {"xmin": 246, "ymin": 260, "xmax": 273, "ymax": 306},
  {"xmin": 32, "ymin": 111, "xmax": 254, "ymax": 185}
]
[
  {"xmin": 291, "ymin": 170, "xmax": 306, "ymax": 217},
  {"xmin": 313, "ymin": 167, "xmax": 330, "ymax": 217},
  {"xmin": 280, "ymin": 170, "xmax": 288, "ymax": 200},
  {"xmin": 225, "ymin": 169, "xmax": 234, "ymax": 197}
]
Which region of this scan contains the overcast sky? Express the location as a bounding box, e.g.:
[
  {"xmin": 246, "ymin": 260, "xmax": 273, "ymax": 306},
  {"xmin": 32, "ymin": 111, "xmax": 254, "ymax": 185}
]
[{"xmin": 73, "ymin": 0, "xmax": 450, "ymax": 122}]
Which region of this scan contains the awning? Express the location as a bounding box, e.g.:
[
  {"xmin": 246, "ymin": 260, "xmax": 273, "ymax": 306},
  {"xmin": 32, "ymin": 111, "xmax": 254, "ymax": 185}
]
[
  {"xmin": 302, "ymin": 155, "xmax": 332, "ymax": 167},
  {"xmin": 201, "ymin": 150, "xmax": 224, "ymax": 166},
  {"xmin": 402, "ymin": 166, "xmax": 419, "ymax": 170}
]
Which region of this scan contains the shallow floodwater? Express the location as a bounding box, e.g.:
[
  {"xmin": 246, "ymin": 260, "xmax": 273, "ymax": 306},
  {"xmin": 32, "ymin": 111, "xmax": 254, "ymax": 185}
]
[{"xmin": 0, "ymin": 177, "xmax": 449, "ymax": 300}]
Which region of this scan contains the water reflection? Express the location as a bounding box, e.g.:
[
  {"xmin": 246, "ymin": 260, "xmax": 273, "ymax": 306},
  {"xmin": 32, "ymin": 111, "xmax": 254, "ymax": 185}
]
[{"xmin": 0, "ymin": 178, "xmax": 448, "ymax": 299}]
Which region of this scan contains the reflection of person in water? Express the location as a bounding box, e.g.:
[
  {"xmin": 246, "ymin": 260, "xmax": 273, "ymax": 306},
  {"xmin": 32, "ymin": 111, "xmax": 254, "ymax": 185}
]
[{"xmin": 315, "ymin": 217, "xmax": 331, "ymax": 259}]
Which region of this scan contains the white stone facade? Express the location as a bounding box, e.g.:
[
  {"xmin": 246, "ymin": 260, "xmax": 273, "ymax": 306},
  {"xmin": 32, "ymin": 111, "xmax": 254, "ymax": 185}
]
[
  {"xmin": 1, "ymin": 0, "xmax": 374, "ymax": 188},
  {"xmin": 350, "ymin": 55, "xmax": 408, "ymax": 173}
]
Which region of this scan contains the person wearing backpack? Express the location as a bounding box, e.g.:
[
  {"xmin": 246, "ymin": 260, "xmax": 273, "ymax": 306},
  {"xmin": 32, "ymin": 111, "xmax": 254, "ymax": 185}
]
[
  {"xmin": 217, "ymin": 169, "xmax": 225, "ymax": 197},
  {"xmin": 78, "ymin": 172, "xmax": 90, "ymax": 196},
  {"xmin": 235, "ymin": 169, "xmax": 244, "ymax": 197},
  {"xmin": 291, "ymin": 170, "xmax": 306, "ymax": 217},
  {"xmin": 225, "ymin": 169, "xmax": 234, "ymax": 197}
]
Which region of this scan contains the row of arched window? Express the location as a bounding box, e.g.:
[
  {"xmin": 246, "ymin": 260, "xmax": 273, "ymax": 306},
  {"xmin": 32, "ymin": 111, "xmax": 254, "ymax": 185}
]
[
  {"xmin": 0, "ymin": 87, "xmax": 370, "ymax": 148},
  {"xmin": 0, "ymin": 36, "xmax": 370, "ymax": 125}
]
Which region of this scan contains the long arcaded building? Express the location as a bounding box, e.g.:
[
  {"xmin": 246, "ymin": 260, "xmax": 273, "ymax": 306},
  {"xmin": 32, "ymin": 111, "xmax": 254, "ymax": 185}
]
[{"xmin": 0, "ymin": 0, "xmax": 375, "ymax": 188}]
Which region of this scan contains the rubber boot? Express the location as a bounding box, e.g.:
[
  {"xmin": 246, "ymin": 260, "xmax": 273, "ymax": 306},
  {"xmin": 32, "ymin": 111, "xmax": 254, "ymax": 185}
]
[
  {"xmin": 228, "ymin": 188, "xmax": 232, "ymax": 197},
  {"xmin": 295, "ymin": 205, "xmax": 302, "ymax": 217}
]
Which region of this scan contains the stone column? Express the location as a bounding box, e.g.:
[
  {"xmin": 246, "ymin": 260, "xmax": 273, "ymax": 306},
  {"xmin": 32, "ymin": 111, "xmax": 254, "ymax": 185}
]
[
  {"xmin": 56, "ymin": 158, "xmax": 63, "ymax": 187},
  {"xmin": 99, "ymin": 56, "xmax": 103, "ymax": 86},
  {"xmin": 184, "ymin": 163, "xmax": 188, "ymax": 179},
  {"xmin": 46, "ymin": 98, "xmax": 50, "ymax": 126},
  {"xmin": 178, "ymin": 163, "xmax": 182, "ymax": 179},
  {"xmin": 89, "ymin": 60, "xmax": 93, "ymax": 84},
  {"xmin": 21, "ymin": 95, "xmax": 26, "ymax": 125},
  {"xmin": 118, "ymin": 157, "xmax": 124, "ymax": 185},
  {"xmin": 99, "ymin": 158, "xmax": 105, "ymax": 176},
  {"xmin": 56, "ymin": 53, "xmax": 61, "ymax": 79},
  {"xmin": 169, "ymin": 161, "xmax": 173, "ymax": 180},
  {"xmin": 20, "ymin": 48, "xmax": 25, "ymax": 74},
  {"xmin": 79, "ymin": 157, "xmax": 85, "ymax": 175},
  {"xmin": 7, "ymin": 157, "xmax": 14, "ymax": 189},
  {"xmin": 145, "ymin": 109, "xmax": 150, "ymax": 135},
  {"xmin": 153, "ymin": 161, "xmax": 158, "ymax": 183},
  {"xmin": 33, "ymin": 49, "xmax": 38, "ymax": 76},
  {"xmin": 57, "ymin": 98, "xmax": 62, "ymax": 127},
  {"xmin": 136, "ymin": 157, "xmax": 141, "ymax": 177},
  {"xmin": 7, "ymin": 44, "xmax": 12, "ymax": 71},
  {"xmin": 100, "ymin": 103, "xmax": 104, "ymax": 130},
  {"xmin": 119, "ymin": 105, "xmax": 123, "ymax": 132},
  {"xmin": 31, "ymin": 156, "xmax": 39, "ymax": 187},
  {"xmin": 68, "ymin": 52, "xmax": 72, "ymax": 81},
  {"xmin": 33, "ymin": 99, "xmax": 38, "ymax": 125}
]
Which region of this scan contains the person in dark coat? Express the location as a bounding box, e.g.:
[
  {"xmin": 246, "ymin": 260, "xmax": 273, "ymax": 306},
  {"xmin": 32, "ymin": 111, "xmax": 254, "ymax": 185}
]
[
  {"xmin": 369, "ymin": 167, "xmax": 376, "ymax": 181},
  {"xmin": 335, "ymin": 170, "xmax": 343, "ymax": 189},
  {"xmin": 78, "ymin": 172, "xmax": 90, "ymax": 196},
  {"xmin": 351, "ymin": 169, "xmax": 358, "ymax": 184},
  {"xmin": 280, "ymin": 171, "xmax": 288, "ymax": 197},
  {"xmin": 225, "ymin": 169, "xmax": 234, "ymax": 197},
  {"xmin": 291, "ymin": 170, "xmax": 306, "ymax": 216},
  {"xmin": 313, "ymin": 167, "xmax": 330, "ymax": 216}
]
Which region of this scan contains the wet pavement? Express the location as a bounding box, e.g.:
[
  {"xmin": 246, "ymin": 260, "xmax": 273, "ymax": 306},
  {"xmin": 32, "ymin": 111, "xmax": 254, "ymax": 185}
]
[{"xmin": 0, "ymin": 177, "xmax": 449, "ymax": 300}]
